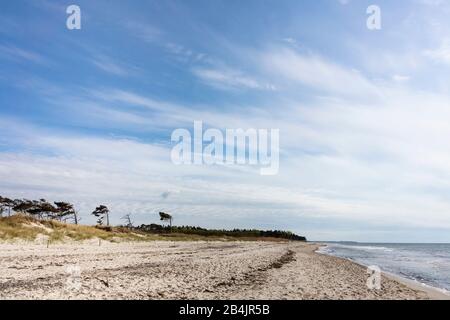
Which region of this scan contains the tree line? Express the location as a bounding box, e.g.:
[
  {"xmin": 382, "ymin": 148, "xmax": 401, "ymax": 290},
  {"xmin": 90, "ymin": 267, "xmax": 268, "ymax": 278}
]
[
  {"xmin": 0, "ymin": 196, "xmax": 79, "ymax": 223},
  {"xmin": 136, "ymin": 224, "xmax": 306, "ymax": 241}
]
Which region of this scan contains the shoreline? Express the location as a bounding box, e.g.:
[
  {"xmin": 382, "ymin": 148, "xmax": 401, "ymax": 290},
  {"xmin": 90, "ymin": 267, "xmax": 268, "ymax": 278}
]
[
  {"xmin": 384, "ymin": 272, "xmax": 450, "ymax": 300},
  {"xmin": 314, "ymin": 243, "xmax": 450, "ymax": 300}
]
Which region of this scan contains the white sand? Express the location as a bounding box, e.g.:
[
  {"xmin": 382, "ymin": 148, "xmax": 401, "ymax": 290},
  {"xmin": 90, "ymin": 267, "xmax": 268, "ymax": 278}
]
[{"xmin": 0, "ymin": 241, "xmax": 447, "ymax": 300}]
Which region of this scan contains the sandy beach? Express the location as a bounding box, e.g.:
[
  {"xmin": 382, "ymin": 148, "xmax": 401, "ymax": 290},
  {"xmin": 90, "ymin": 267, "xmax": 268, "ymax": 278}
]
[{"xmin": 0, "ymin": 241, "xmax": 447, "ymax": 300}]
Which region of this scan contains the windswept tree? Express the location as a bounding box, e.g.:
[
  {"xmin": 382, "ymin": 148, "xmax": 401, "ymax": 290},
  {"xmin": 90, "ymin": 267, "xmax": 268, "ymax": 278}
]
[
  {"xmin": 36, "ymin": 199, "xmax": 58, "ymax": 220},
  {"xmin": 159, "ymin": 211, "xmax": 172, "ymax": 229},
  {"xmin": 92, "ymin": 205, "xmax": 110, "ymax": 226},
  {"xmin": 121, "ymin": 213, "xmax": 133, "ymax": 228},
  {"xmin": 54, "ymin": 202, "xmax": 78, "ymax": 224},
  {"xmin": 16, "ymin": 199, "xmax": 57, "ymax": 220},
  {"xmin": 2, "ymin": 196, "xmax": 82, "ymax": 224},
  {"xmin": 12, "ymin": 199, "xmax": 36, "ymax": 216}
]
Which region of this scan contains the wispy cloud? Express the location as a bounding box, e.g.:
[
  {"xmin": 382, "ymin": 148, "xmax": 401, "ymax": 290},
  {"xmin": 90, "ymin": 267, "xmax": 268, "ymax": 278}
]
[
  {"xmin": 261, "ymin": 48, "xmax": 379, "ymax": 98},
  {"xmin": 0, "ymin": 44, "xmax": 47, "ymax": 65},
  {"xmin": 126, "ymin": 22, "xmax": 161, "ymax": 43},
  {"xmin": 192, "ymin": 66, "xmax": 275, "ymax": 91},
  {"xmin": 392, "ymin": 74, "xmax": 410, "ymax": 82},
  {"xmin": 424, "ymin": 39, "xmax": 450, "ymax": 65},
  {"xmin": 417, "ymin": 0, "xmax": 445, "ymax": 6},
  {"xmin": 90, "ymin": 54, "xmax": 136, "ymax": 77}
]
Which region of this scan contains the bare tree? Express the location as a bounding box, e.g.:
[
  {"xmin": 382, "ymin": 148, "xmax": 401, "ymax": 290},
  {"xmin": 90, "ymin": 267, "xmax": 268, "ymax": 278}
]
[
  {"xmin": 92, "ymin": 205, "xmax": 110, "ymax": 226},
  {"xmin": 74, "ymin": 210, "xmax": 80, "ymax": 225},
  {"xmin": 121, "ymin": 213, "xmax": 133, "ymax": 228}
]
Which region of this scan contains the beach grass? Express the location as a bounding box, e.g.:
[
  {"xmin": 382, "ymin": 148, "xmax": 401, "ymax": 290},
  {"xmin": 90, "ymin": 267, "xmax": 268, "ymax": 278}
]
[
  {"xmin": 0, "ymin": 215, "xmax": 156, "ymax": 242},
  {"xmin": 0, "ymin": 215, "xmax": 290, "ymax": 243}
]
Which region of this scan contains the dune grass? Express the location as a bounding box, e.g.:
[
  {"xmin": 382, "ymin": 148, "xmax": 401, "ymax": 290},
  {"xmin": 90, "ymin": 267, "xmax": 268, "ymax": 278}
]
[
  {"xmin": 0, "ymin": 215, "xmax": 155, "ymax": 242},
  {"xmin": 0, "ymin": 215, "xmax": 43, "ymax": 240},
  {"xmin": 0, "ymin": 215, "xmax": 291, "ymax": 243}
]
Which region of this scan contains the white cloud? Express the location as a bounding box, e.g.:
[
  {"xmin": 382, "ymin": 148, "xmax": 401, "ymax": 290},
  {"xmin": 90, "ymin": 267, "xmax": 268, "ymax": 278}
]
[
  {"xmin": 424, "ymin": 39, "xmax": 450, "ymax": 65},
  {"xmin": 192, "ymin": 66, "xmax": 275, "ymax": 91},
  {"xmin": 261, "ymin": 49, "xmax": 379, "ymax": 98},
  {"xmin": 282, "ymin": 38, "xmax": 297, "ymax": 44},
  {"xmin": 126, "ymin": 22, "xmax": 161, "ymax": 43},
  {"xmin": 417, "ymin": 0, "xmax": 444, "ymax": 6},
  {"xmin": 0, "ymin": 44, "xmax": 47, "ymax": 65},
  {"xmin": 392, "ymin": 74, "xmax": 410, "ymax": 82},
  {"xmin": 90, "ymin": 54, "xmax": 136, "ymax": 76}
]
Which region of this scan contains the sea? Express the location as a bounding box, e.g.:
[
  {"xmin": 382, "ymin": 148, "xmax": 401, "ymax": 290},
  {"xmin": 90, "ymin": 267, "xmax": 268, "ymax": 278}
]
[{"xmin": 317, "ymin": 242, "xmax": 450, "ymax": 293}]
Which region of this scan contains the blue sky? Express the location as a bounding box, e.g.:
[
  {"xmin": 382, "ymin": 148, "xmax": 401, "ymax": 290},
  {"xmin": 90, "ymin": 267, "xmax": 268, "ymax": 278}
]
[{"xmin": 1, "ymin": 0, "xmax": 450, "ymax": 242}]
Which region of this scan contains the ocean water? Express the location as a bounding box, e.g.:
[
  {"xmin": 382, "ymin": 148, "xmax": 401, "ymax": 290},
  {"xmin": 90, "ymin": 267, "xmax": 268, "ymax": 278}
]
[{"xmin": 317, "ymin": 243, "xmax": 450, "ymax": 292}]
